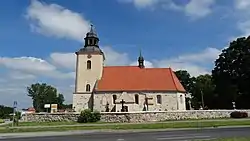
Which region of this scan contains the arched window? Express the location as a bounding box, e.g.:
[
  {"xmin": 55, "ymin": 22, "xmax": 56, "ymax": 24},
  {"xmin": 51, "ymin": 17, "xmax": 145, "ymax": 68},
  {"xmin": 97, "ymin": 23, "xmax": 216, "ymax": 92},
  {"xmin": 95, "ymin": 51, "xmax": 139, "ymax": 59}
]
[
  {"xmin": 157, "ymin": 95, "xmax": 162, "ymax": 104},
  {"xmin": 86, "ymin": 84, "xmax": 91, "ymax": 92},
  {"xmin": 113, "ymin": 95, "xmax": 117, "ymax": 104},
  {"xmin": 135, "ymin": 94, "xmax": 139, "ymax": 104},
  {"xmin": 87, "ymin": 60, "xmax": 91, "ymax": 70},
  {"xmin": 180, "ymin": 95, "xmax": 183, "ymax": 104}
]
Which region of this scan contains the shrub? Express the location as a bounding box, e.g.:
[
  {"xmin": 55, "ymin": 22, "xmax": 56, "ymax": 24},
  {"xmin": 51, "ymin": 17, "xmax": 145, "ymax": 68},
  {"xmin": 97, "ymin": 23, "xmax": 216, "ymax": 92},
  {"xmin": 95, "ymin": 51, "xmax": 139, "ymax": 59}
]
[
  {"xmin": 230, "ymin": 111, "xmax": 248, "ymax": 118},
  {"xmin": 91, "ymin": 111, "xmax": 101, "ymax": 122},
  {"xmin": 77, "ymin": 109, "xmax": 101, "ymax": 123},
  {"xmin": 0, "ymin": 119, "xmax": 4, "ymax": 123}
]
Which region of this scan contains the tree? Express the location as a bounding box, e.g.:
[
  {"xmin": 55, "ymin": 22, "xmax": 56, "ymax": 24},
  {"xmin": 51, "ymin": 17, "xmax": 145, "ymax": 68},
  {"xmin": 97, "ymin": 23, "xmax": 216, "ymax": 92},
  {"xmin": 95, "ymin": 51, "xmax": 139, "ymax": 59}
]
[
  {"xmin": 192, "ymin": 74, "xmax": 216, "ymax": 109},
  {"xmin": 27, "ymin": 83, "xmax": 65, "ymax": 112},
  {"xmin": 60, "ymin": 104, "xmax": 73, "ymax": 110},
  {"xmin": 212, "ymin": 36, "xmax": 250, "ymax": 109},
  {"xmin": 175, "ymin": 70, "xmax": 195, "ymax": 93},
  {"xmin": 0, "ymin": 105, "xmax": 13, "ymax": 119}
]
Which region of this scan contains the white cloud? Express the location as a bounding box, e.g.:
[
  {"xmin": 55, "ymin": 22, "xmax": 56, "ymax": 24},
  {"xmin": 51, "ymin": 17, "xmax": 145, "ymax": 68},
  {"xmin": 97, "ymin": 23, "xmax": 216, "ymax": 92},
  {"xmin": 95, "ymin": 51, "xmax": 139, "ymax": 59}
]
[
  {"xmin": 0, "ymin": 56, "xmax": 74, "ymax": 79},
  {"xmin": 119, "ymin": 0, "xmax": 215, "ymax": 19},
  {"xmin": 172, "ymin": 47, "xmax": 220, "ymax": 63},
  {"xmin": 234, "ymin": 0, "xmax": 250, "ymax": 38},
  {"xmin": 0, "ymin": 56, "xmax": 55, "ymax": 72},
  {"xmin": 234, "ymin": 0, "xmax": 250, "ymax": 10},
  {"xmin": 153, "ymin": 47, "xmax": 221, "ymax": 76},
  {"xmin": 102, "ymin": 46, "xmax": 131, "ymax": 66},
  {"xmin": 26, "ymin": 0, "xmax": 90, "ymax": 41},
  {"xmin": 8, "ymin": 71, "xmax": 36, "ymax": 80},
  {"xmin": 119, "ymin": 0, "xmax": 158, "ymax": 9},
  {"xmin": 183, "ymin": 0, "xmax": 215, "ymax": 19},
  {"xmin": 50, "ymin": 52, "xmax": 76, "ymax": 70},
  {"xmin": 0, "ymin": 76, "xmax": 36, "ymax": 107}
]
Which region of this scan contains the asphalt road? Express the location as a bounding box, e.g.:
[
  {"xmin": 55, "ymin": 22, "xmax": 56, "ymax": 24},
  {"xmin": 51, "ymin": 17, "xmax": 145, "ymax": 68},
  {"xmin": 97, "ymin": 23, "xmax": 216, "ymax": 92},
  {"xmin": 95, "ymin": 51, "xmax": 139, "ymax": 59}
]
[{"xmin": 1, "ymin": 127, "xmax": 250, "ymax": 141}]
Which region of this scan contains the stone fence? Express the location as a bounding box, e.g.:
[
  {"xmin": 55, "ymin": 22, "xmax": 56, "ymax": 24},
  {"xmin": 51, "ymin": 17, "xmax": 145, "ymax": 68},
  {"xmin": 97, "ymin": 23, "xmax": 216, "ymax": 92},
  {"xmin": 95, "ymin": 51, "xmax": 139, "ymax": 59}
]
[{"xmin": 21, "ymin": 110, "xmax": 250, "ymax": 123}]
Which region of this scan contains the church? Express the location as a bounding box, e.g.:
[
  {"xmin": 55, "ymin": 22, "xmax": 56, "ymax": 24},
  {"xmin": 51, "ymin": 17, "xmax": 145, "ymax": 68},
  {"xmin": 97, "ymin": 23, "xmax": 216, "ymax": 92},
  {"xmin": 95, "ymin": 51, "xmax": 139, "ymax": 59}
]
[{"xmin": 73, "ymin": 25, "xmax": 187, "ymax": 112}]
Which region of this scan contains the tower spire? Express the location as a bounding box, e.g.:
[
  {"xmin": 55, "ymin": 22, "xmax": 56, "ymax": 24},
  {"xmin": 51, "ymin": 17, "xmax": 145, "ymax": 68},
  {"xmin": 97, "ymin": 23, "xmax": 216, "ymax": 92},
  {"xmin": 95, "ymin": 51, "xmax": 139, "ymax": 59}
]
[
  {"xmin": 90, "ymin": 24, "xmax": 94, "ymax": 33},
  {"xmin": 76, "ymin": 23, "xmax": 104, "ymax": 59},
  {"xmin": 138, "ymin": 48, "xmax": 144, "ymax": 68}
]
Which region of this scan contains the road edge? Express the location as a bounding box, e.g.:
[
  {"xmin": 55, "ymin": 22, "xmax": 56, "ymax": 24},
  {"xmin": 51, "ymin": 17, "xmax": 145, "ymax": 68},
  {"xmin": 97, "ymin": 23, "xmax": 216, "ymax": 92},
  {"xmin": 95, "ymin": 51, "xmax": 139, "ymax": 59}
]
[{"xmin": 0, "ymin": 125, "xmax": 250, "ymax": 139}]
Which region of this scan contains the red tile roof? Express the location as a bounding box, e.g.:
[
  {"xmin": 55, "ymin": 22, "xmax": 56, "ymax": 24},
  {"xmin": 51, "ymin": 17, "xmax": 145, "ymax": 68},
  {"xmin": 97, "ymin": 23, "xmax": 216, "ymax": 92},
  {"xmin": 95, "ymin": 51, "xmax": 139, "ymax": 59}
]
[{"xmin": 95, "ymin": 66, "xmax": 186, "ymax": 92}]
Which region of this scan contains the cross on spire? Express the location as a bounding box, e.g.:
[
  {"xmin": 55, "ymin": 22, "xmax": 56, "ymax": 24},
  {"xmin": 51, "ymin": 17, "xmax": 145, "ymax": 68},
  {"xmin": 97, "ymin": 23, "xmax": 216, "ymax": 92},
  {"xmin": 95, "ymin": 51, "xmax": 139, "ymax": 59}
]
[
  {"xmin": 138, "ymin": 48, "xmax": 145, "ymax": 68},
  {"xmin": 90, "ymin": 23, "xmax": 94, "ymax": 33}
]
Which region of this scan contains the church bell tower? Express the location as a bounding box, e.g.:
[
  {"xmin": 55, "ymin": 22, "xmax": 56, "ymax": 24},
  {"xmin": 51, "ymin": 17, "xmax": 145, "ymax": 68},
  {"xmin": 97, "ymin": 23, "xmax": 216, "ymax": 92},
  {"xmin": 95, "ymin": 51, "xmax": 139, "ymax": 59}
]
[{"xmin": 73, "ymin": 24, "xmax": 105, "ymax": 112}]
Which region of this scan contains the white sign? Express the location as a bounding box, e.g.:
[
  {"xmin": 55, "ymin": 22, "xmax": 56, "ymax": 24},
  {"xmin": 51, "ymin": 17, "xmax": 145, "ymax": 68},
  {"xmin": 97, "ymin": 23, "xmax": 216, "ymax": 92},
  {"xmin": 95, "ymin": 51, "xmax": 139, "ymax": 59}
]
[
  {"xmin": 51, "ymin": 104, "xmax": 58, "ymax": 113},
  {"xmin": 44, "ymin": 104, "xmax": 50, "ymax": 108}
]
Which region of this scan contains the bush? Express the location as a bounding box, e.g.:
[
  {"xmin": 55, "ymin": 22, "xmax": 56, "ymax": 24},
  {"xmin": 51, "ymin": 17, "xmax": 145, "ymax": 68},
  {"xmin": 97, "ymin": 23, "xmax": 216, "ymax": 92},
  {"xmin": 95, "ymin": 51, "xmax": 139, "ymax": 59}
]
[
  {"xmin": 77, "ymin": 109, "xmax": 101, "ymax": 123},
  {"xmin": 230, "ymin": 111, "xmax": 248, "ymax": 118},
  {"xmin": 0, "ymin": 119, "xmax": 4, "ymax": 123}
]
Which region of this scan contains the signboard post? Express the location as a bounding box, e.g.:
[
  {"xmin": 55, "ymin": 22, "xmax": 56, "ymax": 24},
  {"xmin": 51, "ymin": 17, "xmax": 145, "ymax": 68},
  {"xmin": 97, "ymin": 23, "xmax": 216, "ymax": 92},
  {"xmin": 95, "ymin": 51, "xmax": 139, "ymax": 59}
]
[
  {"xmin": 44, "ymin": 104, "xmax": 51, "ymax": 113},
  {"xmin": 50, "ymin": 104, "xmax": 58, "ymax": 113}
]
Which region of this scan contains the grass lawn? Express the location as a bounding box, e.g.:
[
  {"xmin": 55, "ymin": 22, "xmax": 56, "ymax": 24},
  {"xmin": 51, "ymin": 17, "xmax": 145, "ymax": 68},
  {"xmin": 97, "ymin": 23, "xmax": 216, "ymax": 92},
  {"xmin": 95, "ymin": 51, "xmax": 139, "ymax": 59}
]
[
  {"xmin": 202, "ymin": 137, "xmax": 250, "ymax": 141},
  {"xmin": 0, "ymin": 119, "xmax": 250, "ymax": 133}
]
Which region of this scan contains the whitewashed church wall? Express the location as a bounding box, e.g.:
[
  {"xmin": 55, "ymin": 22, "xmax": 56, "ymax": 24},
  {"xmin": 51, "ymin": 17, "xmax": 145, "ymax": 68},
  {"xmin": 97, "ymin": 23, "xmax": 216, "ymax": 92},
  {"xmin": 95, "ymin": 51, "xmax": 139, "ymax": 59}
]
[
  {"xmin": 93, "ymin": 92, "xmax": 185, "ymax": 112},
  {"xmin": 177, "ymin": 92, "xmax": 186, "ymax": 110},
  {"xmin": 73, "ymin": 94, "xmax": 92, "ymax": 112}
]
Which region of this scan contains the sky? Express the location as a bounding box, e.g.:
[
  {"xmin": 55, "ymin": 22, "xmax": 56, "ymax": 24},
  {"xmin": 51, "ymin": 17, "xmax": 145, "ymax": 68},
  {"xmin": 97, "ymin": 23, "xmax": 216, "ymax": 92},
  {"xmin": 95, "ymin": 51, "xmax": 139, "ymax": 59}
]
[{"xmin": 0, "ymin": 0, "xmax": 250, "ymax": 108}]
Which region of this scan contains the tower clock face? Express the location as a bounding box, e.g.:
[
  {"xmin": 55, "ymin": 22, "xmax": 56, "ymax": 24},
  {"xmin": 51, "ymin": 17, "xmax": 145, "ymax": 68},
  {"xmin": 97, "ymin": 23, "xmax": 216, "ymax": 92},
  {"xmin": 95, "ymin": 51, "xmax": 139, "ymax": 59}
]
[{"xmin": 87, "ymin": 54, "xmax": 92, "ymax": 58}]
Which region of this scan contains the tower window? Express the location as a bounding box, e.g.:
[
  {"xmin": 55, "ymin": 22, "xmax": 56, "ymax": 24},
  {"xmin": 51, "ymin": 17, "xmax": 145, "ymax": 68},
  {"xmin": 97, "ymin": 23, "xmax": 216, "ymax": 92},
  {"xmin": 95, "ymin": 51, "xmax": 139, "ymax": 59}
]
[
  {"xmin": 113, "ymin": 95, "xmax": 117, "ymax": 104},
  {"xmin": 135, "ymin": 94, "xmax": 139, "ymax": 104},
  {"xmin": 157, "ymin": 95, "xmax": 162, "ymax": 104},
  {"xmin": 89, "ymin": 39, "xmax": 93, "ymax": 45},
  {"xmin": 94, "ymin": 39, "xmax": 97, "ymax": 45},
  {"xmin": 87, "ymin": 60, "xmax": 91, "ymax": 69},
  {"xmin": 86, "ymin": 84, "xmax": 91, "ymax": 92}
]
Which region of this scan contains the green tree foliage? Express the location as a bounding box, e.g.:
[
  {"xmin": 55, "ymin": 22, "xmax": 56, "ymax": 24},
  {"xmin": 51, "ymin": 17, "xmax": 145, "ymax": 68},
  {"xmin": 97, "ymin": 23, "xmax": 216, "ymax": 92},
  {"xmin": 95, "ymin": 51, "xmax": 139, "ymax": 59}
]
[
  {"xmin": 212, "ymin": 37, "xmax": 250, "ymax": 109},
  {"xmin": 175, "ymin": 70, "xmax": 196, "ymax": 93},
  {"xmin": 175, "ymin": 70, "xmax": 217, "ymax": 109},
  {"xmin": 192, "ymin": 74, "xmax": 216, "ymax": 109},
  {"xmin": 60, "ymin": 104, "xmax": 73, "ymax": 109},
  {"xmin": 0, "ymin": 105, "xmax": 13, "ymax": 119},
  {"xmin": 27, "ymin": 83, "xmax": 65, "ymax": 112}
]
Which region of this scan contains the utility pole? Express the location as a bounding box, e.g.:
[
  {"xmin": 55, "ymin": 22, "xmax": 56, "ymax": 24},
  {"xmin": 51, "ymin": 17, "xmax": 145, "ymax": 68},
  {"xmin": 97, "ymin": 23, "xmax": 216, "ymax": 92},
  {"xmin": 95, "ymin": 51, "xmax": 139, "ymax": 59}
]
[
  {"xmin": 201, "ymin": 89, "xmax": 205, "ymax": 109},
  {"xmin": 12, "ymin": 101, "xmax": 17, "ymax": 127}
]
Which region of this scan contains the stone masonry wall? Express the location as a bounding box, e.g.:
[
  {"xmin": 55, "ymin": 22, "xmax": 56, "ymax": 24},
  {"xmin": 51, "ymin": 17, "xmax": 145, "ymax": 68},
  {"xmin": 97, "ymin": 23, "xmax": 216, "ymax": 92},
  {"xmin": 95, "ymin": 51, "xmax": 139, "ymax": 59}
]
[{"xmin": 21, "ymin": 110, "xmax": 250, "ymax": 123}]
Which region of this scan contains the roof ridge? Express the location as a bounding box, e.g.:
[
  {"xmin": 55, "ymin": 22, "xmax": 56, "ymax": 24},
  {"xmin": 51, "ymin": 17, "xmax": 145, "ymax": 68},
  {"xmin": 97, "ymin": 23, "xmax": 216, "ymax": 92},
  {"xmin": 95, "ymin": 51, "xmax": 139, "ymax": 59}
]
[
  {"xmin": 104, "ymin": 66, "xmax": 171, "ymax": 69},
  {"xmin": 104, "ymin": 66, "xmax": 137, "ymax": 68}
]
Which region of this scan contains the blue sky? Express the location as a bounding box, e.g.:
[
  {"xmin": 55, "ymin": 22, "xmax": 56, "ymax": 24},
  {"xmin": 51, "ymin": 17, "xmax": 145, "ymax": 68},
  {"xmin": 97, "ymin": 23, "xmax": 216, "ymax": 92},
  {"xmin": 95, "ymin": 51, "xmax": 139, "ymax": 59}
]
[{"xmin": 0, "ymin": 0, "xmax": 249, "ymax": 108}]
